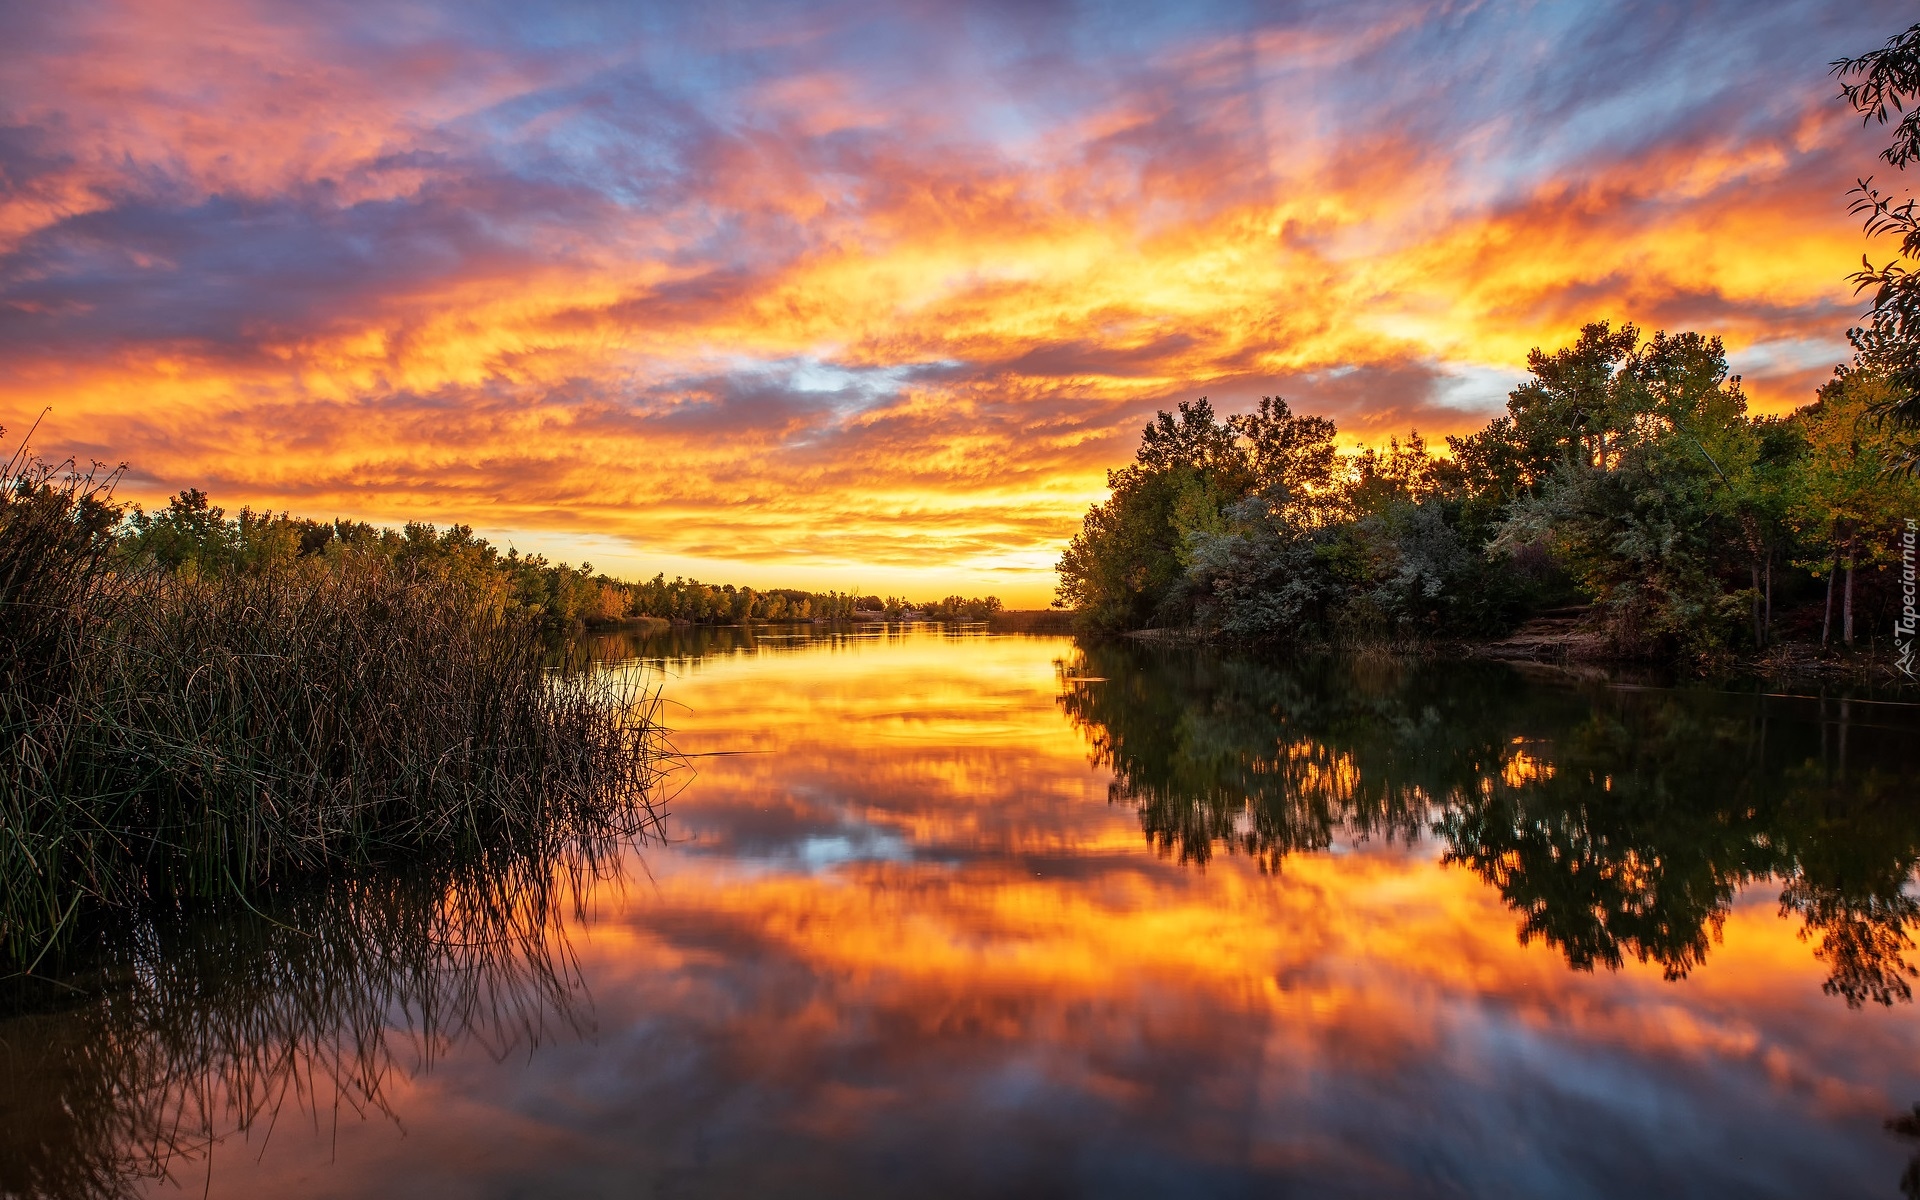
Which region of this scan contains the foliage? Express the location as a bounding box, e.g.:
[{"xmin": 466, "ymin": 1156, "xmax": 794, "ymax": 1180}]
[
  {"xmin": 1834, "ymin": 21, "xmax": 1920, "ymax": 450},
  {"xmin": 1056, "ymin": 383, "xmax": 1555, "ymax": 646},
  {"xmin": 1795, "ymin": 368, "xmax": 1920, "ymax": 564},
  {"xmin": 1789, "ymin": 368, "xmax": 1920, "ymax": 645},
  {"xmin": 1488, "ymin": 328, "xmax": 1768, "ymax": 657},
  {"xmin": 116, "ymin": 491, "xmax": 1005, "ymax": 628},
  {"xmin": 1058, "ymin": 322, "xmax": 1919, "ymax": 663},
  {"xmin": 1055, "ymin": 399, "xmax": 1252, "ymax": 631},
  {"xmin": 117, "ymin": 488, "xmax": 880, "ymax": 626},
  {"xmin": 0, "ymin": 438, "xmax": 669, "ymax": 970},
  {"xmin": 920, "ymin": 594, "xmax": 1005, "ymax": 621}
]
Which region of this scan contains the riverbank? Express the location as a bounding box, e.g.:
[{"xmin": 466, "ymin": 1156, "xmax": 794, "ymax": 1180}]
[
  {"xmin": 1119, "ymin": 616, "xmax": 1913, "ymax": 688},
  {"xmin": 1, "ymin": 459, "xmax": 668, "ymax": 972}
]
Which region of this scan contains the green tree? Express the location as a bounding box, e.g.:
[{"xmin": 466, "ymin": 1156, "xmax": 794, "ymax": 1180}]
[
  {"xmin": 1791, "ymin": 366, "xmax": 1920, "ymax": 645},
  {"xmin": 124, "ymin": 488, "xmax": 236, "ymax": 573},
  {"xmin": 1506, "ymin": 320, "xmax": 1648, "ymax": 474},
  {"xmin": 1492, "ymin": 331, "xmax": 1760, "ymax": 659},
  {"xmin": 1056, "ymin": 399, "xmax": 1252, "ymax": 630},
  {"xmin": 1441, "ymin": 320, "xmax": 1646, "ymax": 538},
  {"xmin": 1228, "ymin": 395, "xmax": 1339, "ymax": 524}
]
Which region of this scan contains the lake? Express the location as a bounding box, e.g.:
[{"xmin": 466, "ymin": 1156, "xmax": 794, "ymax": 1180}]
[{"xmin": 5, "ymin": 626, "xmax": 1919, "ymax": 1198}]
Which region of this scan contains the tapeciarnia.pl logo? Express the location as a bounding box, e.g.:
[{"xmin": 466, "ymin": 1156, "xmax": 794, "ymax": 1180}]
[{"xmin": 1899, "ymin": 517, "xmax": 1917, "ymax": 680}]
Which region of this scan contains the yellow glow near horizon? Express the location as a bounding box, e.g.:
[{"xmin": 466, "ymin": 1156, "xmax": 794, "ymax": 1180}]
[{"xmin": 0, "ymin": 3, "xmax": 1891, "ymax": 605}]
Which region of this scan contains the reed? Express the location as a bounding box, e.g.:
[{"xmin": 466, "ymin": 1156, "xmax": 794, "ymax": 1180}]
[{"xmin": 0, "ymin": 447, "xmax": 667, "ymax": 970}]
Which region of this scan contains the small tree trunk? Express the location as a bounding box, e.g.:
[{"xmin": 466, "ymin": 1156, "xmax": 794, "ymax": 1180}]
[
  {"xmin": 1764, "ymin": 554, "xmax": 1773, "ymax": 639},
  {"xmin": 1822, "ymin": 555, "xmax": 1837, "ymax": 646},
  {"xmin": 1750, "ymin": 558, "xmax": 1764, "ymax": 648},
  {"xmin": 1844, "ymin": 557, "xmax": 1856, "ymax": 648}
]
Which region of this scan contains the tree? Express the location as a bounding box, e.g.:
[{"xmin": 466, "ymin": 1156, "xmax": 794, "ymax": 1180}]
[
  {"xmin": 1506, "ymin": 320, "xmax": 1648, "ymax": 474},
  {"xmin": 1055, "ymin": 399, "xmax": 1251, "ymax": 630},
  {"xmin": 1182, "ymin": 492, "xmax": 1344, "ymax": 644},
  {"xmin": 124, "ymin": 488, "xmax": 235, "ymax": 573},
  {"xmin": 1441, "ymin": 321, "xmax": 1646, "ymax": 538},
  {"xmin": 1834, "ymin": 22, "xmax": 1920, "ymax": 457},
  {"xmin": 1227, "ymin": 396, "xmax": 1339, "ymax": 524},
  {"xmin": 1733, "ymin": 416, "xmax": 1806, "ymax": 647},
  {"xmin": 1791, "ymin": 366, "xmax": 1920, "ymax": 645},
  {"xmin": 1491, "ymin": 331, "xmax": 1761, "ymax": 659}
]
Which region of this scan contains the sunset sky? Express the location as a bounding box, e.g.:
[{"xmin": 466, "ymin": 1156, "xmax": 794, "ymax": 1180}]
[{"xmin": 0, "ymin": 1, "xmax": 1908, "ymax": 604}]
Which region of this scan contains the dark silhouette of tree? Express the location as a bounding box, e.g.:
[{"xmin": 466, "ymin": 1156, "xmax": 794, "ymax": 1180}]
[
  {"xmin": 1056, "ymin": 399, "xmax": 1255, "ymax": 631},
  {"xmin": 1888, "ymin": 1103, "xmax": 1920, "ymax": 1199},
  {"xmin": 1834, "ymin": 22, "xmax": 1920, "ymax": 458}
]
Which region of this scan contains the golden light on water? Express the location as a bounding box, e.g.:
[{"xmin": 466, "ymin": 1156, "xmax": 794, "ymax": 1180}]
[{"xmin": 33, "ymin": 629, "xmax": 1895, "ymax": 1195}]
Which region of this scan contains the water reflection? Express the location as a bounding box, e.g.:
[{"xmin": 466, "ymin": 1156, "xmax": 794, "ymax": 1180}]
[
  {"xmin": 575, "ymin": 619, "xmax": 1042, "ymax": 672},
  {"xmin": 1057, "ymin": 645, "xmax": 1920, "ymax": 1006},
  {"xmin": 0, "ymin": 854, "xmax": 606, "ymax": 1199},
  {"xmin": 7, "ymin": 628, "xmax": 1920, "ymax": 1198}
]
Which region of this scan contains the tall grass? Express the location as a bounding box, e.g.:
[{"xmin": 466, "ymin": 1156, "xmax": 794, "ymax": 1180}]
[{"xmin": 1, "ymin": 443, "xmax": 667, "ymax": 970}]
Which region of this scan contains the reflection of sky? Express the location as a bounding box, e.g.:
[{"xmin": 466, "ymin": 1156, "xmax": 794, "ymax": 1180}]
[
  {"xmin": 156, "ymin": 630, "xmax": 1920, "ymax": 1197},
  {"xmin": 1, "ymin": 1, "xmax": 1909, "ymax": 603}
]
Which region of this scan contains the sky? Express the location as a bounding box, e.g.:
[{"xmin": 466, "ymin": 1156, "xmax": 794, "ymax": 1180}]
[{"xmin": 0, "ymin": 0, "xmax": 1909, "ymax": 605}]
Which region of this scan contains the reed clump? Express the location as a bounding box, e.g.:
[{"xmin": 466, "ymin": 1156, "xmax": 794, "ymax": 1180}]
[{"xmin": 1, "ymin": 446, "xmax": 666, "ymax": 970}]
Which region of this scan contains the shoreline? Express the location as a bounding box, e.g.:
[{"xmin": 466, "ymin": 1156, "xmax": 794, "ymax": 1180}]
[{"xmin": 1115, "ymin": 624, "xmax": 1913, "ymax": 690}]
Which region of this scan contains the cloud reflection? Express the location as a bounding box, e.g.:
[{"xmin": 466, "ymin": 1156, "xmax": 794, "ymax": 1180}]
[{"xmin": 9, "ymin": 629, "xmax": 1918, "ymax": 1195}]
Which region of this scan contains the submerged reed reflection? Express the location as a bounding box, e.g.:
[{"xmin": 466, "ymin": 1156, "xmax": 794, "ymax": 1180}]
[
  {"xmin": 0, "ymin": 849, "xmax": 617, "ymax": 1200},
  {"xmin": 1058, "ymin": 645, "xmax": 1920, "ymax": 1006}
]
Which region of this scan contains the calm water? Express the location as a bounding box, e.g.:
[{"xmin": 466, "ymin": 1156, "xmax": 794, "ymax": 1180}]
[{"xmin": 5, "ymin": 627, "xmax": 1920, "ymax": 1198}]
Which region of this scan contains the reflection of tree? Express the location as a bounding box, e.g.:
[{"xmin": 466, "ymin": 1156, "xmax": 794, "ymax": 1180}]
[
  {"xmin": 1785, "ymin": 878, "xmax": 1919, "ymax": 1006},
  {"xmin": 1776, "ymin": 759, "xmax": 1920, "ymax": 1006},
  {"xmin": 571, "ymin": 622, "xmax": 884, "ymax": 670},
  {"xmin": 1059, "ymin": 649, "xmax": 1518, "ymax": 871},
  {"xmin": 1435, "ymin": 701, "xmax": 1768, "ymax": 980},
  {"xmin": 575, "ymin": 621, "xmax": 764, "ymax": 666},
  {"xmin": 1888, "ymin": 1103, "xmax": 1920, "ymax": 1199},
  {"xmin": 0, "ymin": 850, "xmax": 611, "ymax": 1200},
  {"xmin": 1058, "ymin": 642, "xmax": 1920, "ymax": 1004}
]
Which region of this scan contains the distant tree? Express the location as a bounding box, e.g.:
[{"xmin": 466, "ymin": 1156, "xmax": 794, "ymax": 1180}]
[
  {"xmin": 922, "ymin": 595, "xmax": 1003, "ymax": 621},
  {"xmin": 124, "ymin": 488, "xmax": 234, "ymax": 573}
]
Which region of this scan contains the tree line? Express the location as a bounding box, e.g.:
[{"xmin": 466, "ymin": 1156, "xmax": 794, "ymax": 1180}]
[
  {"xmin": 114, "ymin": 488, "xmax": 1002, "ymax": 626},
  {"xmin": 1055, "ymin": 325, "xmax": 1918, "ymax": 662}
]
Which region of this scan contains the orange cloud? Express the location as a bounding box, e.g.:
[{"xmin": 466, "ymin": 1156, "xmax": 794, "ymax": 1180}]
[{"xmin": 0, "ymin": 1, "xmax": 1903, "ymax": 602}]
